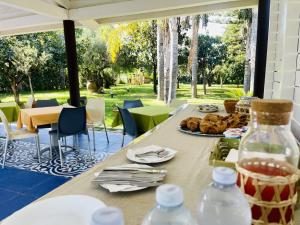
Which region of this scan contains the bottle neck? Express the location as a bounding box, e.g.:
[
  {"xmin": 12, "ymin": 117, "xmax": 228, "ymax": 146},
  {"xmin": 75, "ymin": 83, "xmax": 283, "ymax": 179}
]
[
  {"xmin": 212, "ymin": 181, "xmax": 235, "ymax": 190},
  {"xmin": 156, "ymin": 203, "xmax": 183, "ymax": 210},
  {"xmin": 250, "ymin": 111, "xmax": 292, "ymax": 129}
]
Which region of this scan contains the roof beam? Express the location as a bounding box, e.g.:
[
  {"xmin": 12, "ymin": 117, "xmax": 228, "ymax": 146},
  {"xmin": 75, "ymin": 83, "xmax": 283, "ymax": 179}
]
[
  {"xmin": 0, "ymin": 15, "xmax": 61, "ymax": 31},
  {"xmin": 69, "ymin": 0, "xmax": 255, "ymax": 20},
  {"xmin": 79, "ymin": 20, "xmax": 99, "ymax": 30},
  {"xmin": 96, "ymin": 0, "xmax": 258, "ymax": 24},
  {"xmin": 53, "ymin": 0, "xmax": 71, "ymax": 9},
  {"xmin": 0, "ymin": 0, "xmax": 68, "ymax": 19}
]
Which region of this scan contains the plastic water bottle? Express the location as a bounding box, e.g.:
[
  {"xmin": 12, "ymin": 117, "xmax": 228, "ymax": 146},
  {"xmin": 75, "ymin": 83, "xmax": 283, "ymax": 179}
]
[
  {"xmin": 197, "ymin": 167, "xmax": 251, "ymax": 225},
  {"xmin": 90, "ymin": 207, "xmax": 124, "ymax": 225},
  {"xmin": 142, "ymin": 184, "xmax": 196, "ymax": 225}
]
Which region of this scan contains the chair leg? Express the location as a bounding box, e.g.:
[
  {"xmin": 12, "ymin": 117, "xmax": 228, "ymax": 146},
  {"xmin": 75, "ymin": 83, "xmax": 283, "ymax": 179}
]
[
  {"xmin": 72, "ymin": 135, "xmax": 76, "ymax": 149},
  {"xmin": 121, "ymin": 134, "xmax": 125, "ymax": 147},
  {"xmin": 87, "ymin": 132, "xmax": 92, "ymax": 157},
  {"xmin": 64, "ymin": 137, "xmax": 67, "ymax": 152},
  {"xmin": 92, "ymin": 125, "xmax": 96, "ymax": 151},
  {"xmin": 2, "ymin": 138, "xmax": 9, "ymax": 168},
  {"xmin": 104, "ymin": 122, "xmax": 109, "ymax": 143},
  {"xmin": 35, "ymin": 135, "xmax": 41, "ymax": 163},
  {"xmin": 58, "ymin": 139, "xmax": 63, "ymax": 168},
  {"xmin": 49, "ymin": 135, "xmax": 53, "ymax": 160}
]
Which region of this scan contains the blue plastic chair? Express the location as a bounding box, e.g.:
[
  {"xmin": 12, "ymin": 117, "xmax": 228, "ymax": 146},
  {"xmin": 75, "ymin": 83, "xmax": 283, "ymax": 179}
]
[
  {"xmin": 67, "ymin": 97, "xmax": 87, "ymax": 106},
  {"xmin": 35, "ymin": 99, "xmax": 59, "ymax": 129},
  {"xmin": 49, "ymin": 107, "xmax": 91, "ymax": 167},
  {"xmin": 117, "ymin": 107, "xmax": 138, "ymax": 147},
  {"xmin": 123, "ymin": 100, "xmax": 143, "ymax": 109},
  {"xmin": 35, "ymin": 99, "xmax": 59, "ymax": 108}
]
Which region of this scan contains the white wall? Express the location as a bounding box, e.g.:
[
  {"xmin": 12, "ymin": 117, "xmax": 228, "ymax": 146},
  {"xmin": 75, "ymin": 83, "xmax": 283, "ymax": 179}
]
[{"xmin": 265, "ymin": 0, "xmax": 300, "ymax": 141}]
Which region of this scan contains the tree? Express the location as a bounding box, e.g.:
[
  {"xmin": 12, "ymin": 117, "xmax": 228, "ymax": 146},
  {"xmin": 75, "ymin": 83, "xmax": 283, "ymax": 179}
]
[
  {"xmin": 80, "ymin": 39, "xmax": 112, "ymax": 91},
  {"xmin": 163, "ymin": 19, "xmax": 170, "ymax": 104},
  {"xmin": 0, "ymin": 37, "xmax": 22, "ymax": 104},
  {"xmin": 168, "ymin": 17, "xmax": 179, "ymax": 103},
  {"xmin": 188, "ymin": 15, "xmax": 200, "ymax": 98},
  {"xmin": 237, "ymin": 8, "xmax": 257, "ymax": 92},
  {"xmin": 222, "ymin": 23, "xmax": 246, "ymax": 86},
  {"xmin": 157, "ymin": 21, "xmax": 164, "ymax": 101},
  {"xmin": 198, "ymin": 35, "xmax": 227, "ymax": 88},
  {"xmin": 11, "ymin": 41, "xmax": 51, "ymax": 99},
  {"xmin": 100, "ymin": 22, "xmax": 157, "ymax": 92}
]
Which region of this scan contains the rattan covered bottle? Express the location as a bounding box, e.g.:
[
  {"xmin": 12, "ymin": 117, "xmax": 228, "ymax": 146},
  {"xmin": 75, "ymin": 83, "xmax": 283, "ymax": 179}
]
[{"xmin": 236, "ymin": 99, "xmax": 300, "ymax": 225}]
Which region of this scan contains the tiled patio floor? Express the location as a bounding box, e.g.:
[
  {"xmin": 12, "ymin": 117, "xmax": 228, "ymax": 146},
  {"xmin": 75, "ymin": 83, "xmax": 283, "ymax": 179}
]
[{"xmin": 0, "ymin": 124, "xmax": 131, "ymax": 220}]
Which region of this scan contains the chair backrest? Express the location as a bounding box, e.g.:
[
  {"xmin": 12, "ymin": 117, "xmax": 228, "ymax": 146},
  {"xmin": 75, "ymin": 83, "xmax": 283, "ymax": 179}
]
[
  {"xmin": 118, "ymin": 107, "xmax": 138, "ymax": 137},
  {"xmin": 123, "ymin": 99, "xmax": 143, "ymax": 109},
  {"xmin": 0, "ymin": 110, "xmax": 11, "ymax": 135},
  {"xmin": 168, "ymin": 99, "xmax": 188, "ymax": 108},
  {"xmin": 67, "ymin": 97, "xmax": 87, "ymax": 106},
  {"xmin": 35, "ymin": 99, "xmax": 59, "ymax": 108},
  {"xmin": 86, "ymin": 98, "xmax": 105, "ymax": 123},
  {"xmin": 25, "ymin": 96, "xmax": 34, "ymax": 108},
  {"xmin": 58, "ymin": 107, "xmax": 87, "ymax": 136}
]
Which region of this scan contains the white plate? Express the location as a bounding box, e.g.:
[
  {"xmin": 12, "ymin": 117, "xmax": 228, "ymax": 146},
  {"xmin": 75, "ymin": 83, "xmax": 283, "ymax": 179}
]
[
  {"xmin": 197, "ymin": 104, "xmax": 218, "ymax": 113},
  {"xmin": 94, "ymin": 164, "xmax": 160, "ymax": 192},
  {"xmin": 2, "ymin": 195, "xmax": 106, "ymax": 225},
  {"xmin": 126, "ymin": 145, "xmax": 177, "ymax": 164}
]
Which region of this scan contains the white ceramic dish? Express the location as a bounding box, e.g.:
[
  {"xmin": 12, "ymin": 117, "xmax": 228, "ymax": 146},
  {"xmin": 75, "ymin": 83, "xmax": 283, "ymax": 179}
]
[
  {"xmin": 2, "ymin": 195, "xmax": 106, "ymax": 225},
  {"xmin": 126, "ymin": 145, "xmax": 177, "ymax": 164}
]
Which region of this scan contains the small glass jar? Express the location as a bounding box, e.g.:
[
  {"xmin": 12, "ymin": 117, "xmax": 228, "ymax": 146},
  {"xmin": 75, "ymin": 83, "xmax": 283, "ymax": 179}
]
[
  {"xmin": 237, "ymin": 99, "xmax": 300, "ymax": 225},
  {"xmin": 235, "ymin": 96, "xmax": 258, "ymax": 120}
]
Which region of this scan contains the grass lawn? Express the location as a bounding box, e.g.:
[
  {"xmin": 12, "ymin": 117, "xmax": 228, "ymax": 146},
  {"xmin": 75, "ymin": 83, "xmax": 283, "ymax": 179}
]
[{"xmin": 0, "ymin": 84, "xmax": 242, "ymax": 128}]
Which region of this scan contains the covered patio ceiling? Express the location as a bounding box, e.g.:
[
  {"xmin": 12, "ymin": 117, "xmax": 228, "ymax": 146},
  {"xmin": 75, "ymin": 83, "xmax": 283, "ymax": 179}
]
[{"xmin": 0, "ymin": 0, "xmax": 258, "ymax": 36}]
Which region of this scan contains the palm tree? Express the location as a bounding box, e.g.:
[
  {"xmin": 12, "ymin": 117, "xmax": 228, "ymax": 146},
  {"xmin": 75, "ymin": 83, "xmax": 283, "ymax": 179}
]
[
  {"xmin": 163, "ymin": 19, "xmax": 170, "ymax": 104},
  {"xmin": 168, "ymin": 17, "xmax": 179, "ymax": 103},
  {"xmin": 200, "ymin": 14, "xmax": 209, "ymax": 95},
  {"xmin": 238, "ymin": 8, "xmax": 257, "ymax": 93},
  {"xmin": 157, "ymin": 21, "xmax": 164, "ymax": 101},
  {"xmin": 189, "ymin": 15, "xmax": 200, "ymax": 98}
]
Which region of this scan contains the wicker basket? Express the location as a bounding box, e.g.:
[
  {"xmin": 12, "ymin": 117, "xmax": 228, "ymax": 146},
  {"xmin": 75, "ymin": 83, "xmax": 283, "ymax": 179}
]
[
  {"xmin": 209, "ymin": 138, "xmax": 240, "ymax": 168},
  {"xmin": 224, "ymin": 100, "xmax": 238, "ymax": 114},
  {"xmin": 236, "ymin": 160, "xmax": 300, "ymax": 225}
]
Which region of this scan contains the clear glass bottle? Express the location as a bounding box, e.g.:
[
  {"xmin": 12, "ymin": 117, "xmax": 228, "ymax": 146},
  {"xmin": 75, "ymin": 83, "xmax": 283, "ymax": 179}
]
[{"xmin": 237, "ymin": 99, "xmax": 300, "ymax": 224}]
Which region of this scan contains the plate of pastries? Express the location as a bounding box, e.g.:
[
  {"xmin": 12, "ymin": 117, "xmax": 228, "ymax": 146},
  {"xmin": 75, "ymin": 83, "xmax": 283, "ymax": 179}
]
[{"xmin": 179, "ymin": 113, "xmax": 248, "ymax": 137}]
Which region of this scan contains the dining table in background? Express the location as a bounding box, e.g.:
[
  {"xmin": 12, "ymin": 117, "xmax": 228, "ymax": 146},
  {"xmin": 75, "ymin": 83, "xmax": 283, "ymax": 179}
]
[
  {"xmin": 111, "ymin": 105, "xmax": 175, "ymax": 133},
  {"xmin": 0, "ymin": 102, "xmax": 20, "ymax": 122},
  {"xmin": 17, "ymin": 106, "xmax": 65, "ymax": 132}
]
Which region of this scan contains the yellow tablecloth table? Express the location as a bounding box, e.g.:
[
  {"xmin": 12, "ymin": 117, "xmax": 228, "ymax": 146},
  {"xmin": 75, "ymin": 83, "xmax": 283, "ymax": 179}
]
[
  {"xmin": 0, "ymin": 102, "xmax": 20, "ymax": 122},
  {"xmin": 17, "ymin": 106, "xmax": 65, "ymax": 132}
]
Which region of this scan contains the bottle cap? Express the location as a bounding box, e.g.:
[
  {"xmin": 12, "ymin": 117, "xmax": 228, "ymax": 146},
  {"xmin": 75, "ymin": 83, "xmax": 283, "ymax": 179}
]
[
  {"xmin": 156, "ymin": 184, "xmax": 184, "ymax": 207},
  {"xmin": 90, "ymin": 207, "xmax": 124, "ymax": 225},
  {"xmin": 251, "ymin": 99, "xmax": 293, "ymax": 113},
  {"xmin": 212, "ymin": 167, "xmax": 237, "ymax": 185}
]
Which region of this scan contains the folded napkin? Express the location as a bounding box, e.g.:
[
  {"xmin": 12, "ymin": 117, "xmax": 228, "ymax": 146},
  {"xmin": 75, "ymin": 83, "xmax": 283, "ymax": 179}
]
[
  {"xmin": 225, "ymin": 149, "xmax": 239, "ymax": 163},
  {"xmin": 134, "ymin": 145, "xmax": 164, "ymax": 155},
  {"xmin": 128, "ymin": 145, "xmax": 176, "ymax": 163}
]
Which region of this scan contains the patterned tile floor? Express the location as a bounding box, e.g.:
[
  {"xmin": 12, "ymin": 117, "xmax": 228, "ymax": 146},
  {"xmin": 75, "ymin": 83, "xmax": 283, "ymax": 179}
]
[
  {"xmin": 0, "ymin": 124, "xmax": 131, "ymax": 177},
  {"xmin": 0, "ymin": 124, "xmax": 131, "ymax": 220}
]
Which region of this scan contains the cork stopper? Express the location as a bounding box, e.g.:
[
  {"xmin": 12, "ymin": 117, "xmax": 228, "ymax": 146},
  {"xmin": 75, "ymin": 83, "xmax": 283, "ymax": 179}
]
[{"xmin": 251, "ymin": 99, "xmax": 293, "ymax": 125}]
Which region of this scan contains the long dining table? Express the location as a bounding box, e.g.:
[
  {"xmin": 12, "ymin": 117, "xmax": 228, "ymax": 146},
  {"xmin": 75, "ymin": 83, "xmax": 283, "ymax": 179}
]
[{"xmin": 3, "ymin": 104, "xmax": 300, "ymax": 224}]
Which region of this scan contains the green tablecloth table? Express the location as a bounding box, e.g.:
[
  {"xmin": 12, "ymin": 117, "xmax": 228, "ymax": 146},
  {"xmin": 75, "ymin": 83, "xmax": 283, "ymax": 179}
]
[
  {"xmin": 0, "ymin": 102, "xmax": 20, "ymax": 122},
  {"xmin": 112, "ymin": 105, "xmax": 174, "ymax": 133}
]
